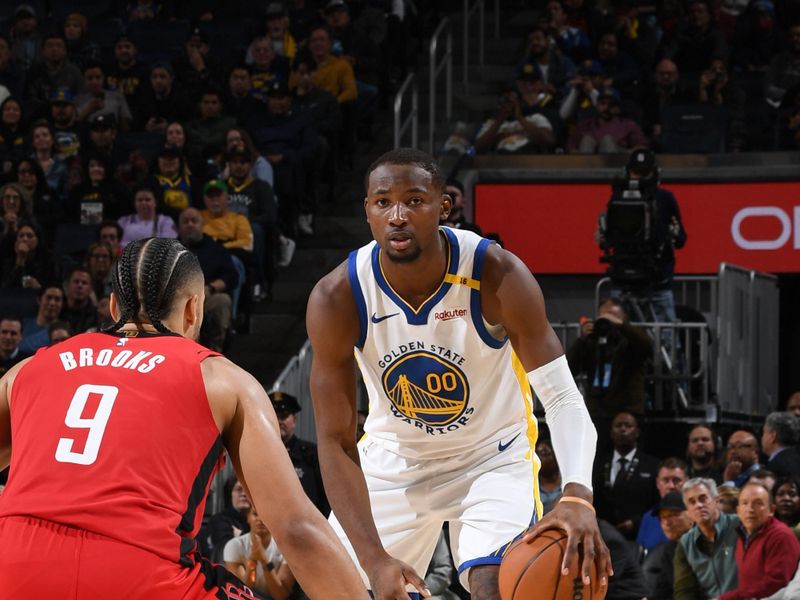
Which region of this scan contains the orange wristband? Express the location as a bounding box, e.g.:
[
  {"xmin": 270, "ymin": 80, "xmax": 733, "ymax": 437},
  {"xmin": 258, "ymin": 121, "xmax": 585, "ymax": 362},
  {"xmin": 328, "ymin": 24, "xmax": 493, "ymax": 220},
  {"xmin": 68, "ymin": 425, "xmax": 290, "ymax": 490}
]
[{"xmin": 559, "ymin": 496, "xmax": 596, "ymax": 514}]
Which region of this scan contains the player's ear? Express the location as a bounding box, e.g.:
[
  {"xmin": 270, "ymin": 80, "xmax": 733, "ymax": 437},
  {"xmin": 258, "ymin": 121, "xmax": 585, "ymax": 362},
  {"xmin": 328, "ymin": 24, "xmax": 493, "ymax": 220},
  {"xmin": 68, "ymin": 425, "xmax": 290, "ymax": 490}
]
[
  {"xmin": 440, "ymin": 193, "xmax": 452, "ymax": 220},
  {"xmin": 363, "ymin": 196, "xmax": 369, "ymax": 221},
  {"xmin": 183, "ymin": 294, "xmax": 200, "ymax": 333},
  {"xmin": 109, "ymin": 292, "xmax": 121, "ymax": 322}
]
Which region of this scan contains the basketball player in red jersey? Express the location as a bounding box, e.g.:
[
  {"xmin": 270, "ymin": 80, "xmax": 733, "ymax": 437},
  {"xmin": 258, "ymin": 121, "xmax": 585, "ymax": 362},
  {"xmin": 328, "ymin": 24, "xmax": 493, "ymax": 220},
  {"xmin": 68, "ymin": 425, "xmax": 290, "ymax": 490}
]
[{"xmin": 0, "ymin": 238, "xmax": 368, "ymax": 600}]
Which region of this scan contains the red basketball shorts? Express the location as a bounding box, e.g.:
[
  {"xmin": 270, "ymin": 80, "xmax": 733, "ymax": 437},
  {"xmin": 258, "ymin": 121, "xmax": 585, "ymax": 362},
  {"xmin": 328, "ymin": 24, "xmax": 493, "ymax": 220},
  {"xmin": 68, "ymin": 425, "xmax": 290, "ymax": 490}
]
[{"xmin": 0, "ymin": 516, "xmax": 262, "ymax": 600}]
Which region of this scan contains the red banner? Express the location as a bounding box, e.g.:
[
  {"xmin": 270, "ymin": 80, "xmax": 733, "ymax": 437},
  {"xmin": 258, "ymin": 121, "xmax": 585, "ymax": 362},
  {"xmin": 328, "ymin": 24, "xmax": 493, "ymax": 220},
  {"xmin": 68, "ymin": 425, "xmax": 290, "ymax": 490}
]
[{"xmin": 474, "ymin": 182, "xmax": 800, "ymax": 274}]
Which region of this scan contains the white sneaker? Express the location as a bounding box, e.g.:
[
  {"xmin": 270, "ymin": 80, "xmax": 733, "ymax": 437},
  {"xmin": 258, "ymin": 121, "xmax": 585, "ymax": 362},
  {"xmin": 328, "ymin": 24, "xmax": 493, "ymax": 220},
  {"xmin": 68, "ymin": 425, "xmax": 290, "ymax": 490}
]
[
  {"xmin": 278, "ymin": 236, "xmax": 296, "ymax": 267},
  {"xmin": 297, "ymin": 213, "xmax": 314, "ymax": 236}
]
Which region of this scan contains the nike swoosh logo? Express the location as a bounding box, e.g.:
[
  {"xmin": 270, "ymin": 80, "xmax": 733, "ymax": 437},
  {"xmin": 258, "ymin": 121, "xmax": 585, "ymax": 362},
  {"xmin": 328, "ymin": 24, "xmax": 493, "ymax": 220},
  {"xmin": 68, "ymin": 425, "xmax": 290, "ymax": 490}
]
[
  {"xmin": 371, "ymin": 312, "xmax": 399, "ymax": 324},
  {"xmin": 498, "ymin": 433, "xmax": 521, "ymax": 452}
]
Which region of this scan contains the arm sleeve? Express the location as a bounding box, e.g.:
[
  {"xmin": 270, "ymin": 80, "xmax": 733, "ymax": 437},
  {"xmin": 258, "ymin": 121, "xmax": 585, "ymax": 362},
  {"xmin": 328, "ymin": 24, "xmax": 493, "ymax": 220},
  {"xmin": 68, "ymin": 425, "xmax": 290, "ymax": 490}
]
[
  {"xmin": 222, "ymin": 536, "xmax": 242, "ymax": 564},
  {"xmin": 337, "ymin": 63, "xmax": 357, "ymax": 103},
  {"xmin": 528, "ymin": 354, "xmax": 596, "ymax": 491}
]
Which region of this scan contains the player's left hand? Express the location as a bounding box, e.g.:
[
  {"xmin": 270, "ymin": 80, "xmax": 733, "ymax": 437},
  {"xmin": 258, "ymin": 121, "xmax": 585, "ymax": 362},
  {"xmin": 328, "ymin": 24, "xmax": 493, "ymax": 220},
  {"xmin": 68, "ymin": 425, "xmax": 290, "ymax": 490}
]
[{"xmin": 522, "ymin": 492, "xmax": 612, "ymax": 588}]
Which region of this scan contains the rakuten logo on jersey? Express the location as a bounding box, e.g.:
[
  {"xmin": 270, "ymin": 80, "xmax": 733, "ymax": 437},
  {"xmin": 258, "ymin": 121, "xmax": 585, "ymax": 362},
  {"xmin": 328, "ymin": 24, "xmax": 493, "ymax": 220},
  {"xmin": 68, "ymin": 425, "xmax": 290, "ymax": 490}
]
[
  {"xmin": 435, "ymin": 308, "xmax": 467, "ymax": 321},
  {"xmin": 731, "ymin": 206, "xmax": 800, "ymax": 250}
]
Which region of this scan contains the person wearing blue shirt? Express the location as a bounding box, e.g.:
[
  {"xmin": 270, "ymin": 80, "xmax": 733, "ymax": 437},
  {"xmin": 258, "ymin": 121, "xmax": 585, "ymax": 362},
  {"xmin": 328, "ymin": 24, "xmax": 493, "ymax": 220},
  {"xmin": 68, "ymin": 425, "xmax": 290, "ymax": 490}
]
[{"xmin": 637, "ymin": 457, "xmax": 688, "ymax": 551}]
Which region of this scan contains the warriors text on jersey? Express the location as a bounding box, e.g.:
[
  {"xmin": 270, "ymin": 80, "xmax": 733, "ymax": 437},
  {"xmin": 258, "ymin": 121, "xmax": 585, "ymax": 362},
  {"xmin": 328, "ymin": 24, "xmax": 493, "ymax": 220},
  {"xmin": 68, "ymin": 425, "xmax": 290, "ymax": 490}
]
[
  {"xmin": 0, "ymin": 331, "xmax": 224, "ymax": 565},
  {"xmin": 347, "ymin": 226, "xmax": 538, "ymax": 460}
]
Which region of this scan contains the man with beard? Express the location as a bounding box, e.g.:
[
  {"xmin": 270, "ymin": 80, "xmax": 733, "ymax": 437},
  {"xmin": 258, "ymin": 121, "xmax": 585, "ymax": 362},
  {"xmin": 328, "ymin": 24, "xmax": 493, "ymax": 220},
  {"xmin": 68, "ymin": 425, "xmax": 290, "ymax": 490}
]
[
  {"xmin": 593, "ymin": 411, "xmax": 660, "ymax": 539},
  {"xmin": 567, "ymin": 87, "xmax": 647, "ymax": 153},
  {"xmin": 49, "ymin": 87, "xmax": 84, "ymax": 160},
  {"xmin": 271, "ymin": 391, "xmax": 328, "ymax": 516},
  {"xmin": 686, "ymin": 424, "xmax": 723, "ymax": 482},
  {"xmin": 59, "ymin": 267, "xmax": 97, "ymax": 334},
  {"xmin": 723, "ymin": 430, "xmax": 762, "ymax": 487}
]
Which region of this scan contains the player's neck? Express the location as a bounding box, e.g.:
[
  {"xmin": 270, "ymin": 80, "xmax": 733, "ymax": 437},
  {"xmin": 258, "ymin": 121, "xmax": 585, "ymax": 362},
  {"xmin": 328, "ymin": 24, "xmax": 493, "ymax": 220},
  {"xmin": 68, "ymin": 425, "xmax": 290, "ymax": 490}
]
[
  {"xmin": 380, "ymin": 231, "xmax": 448, "ymax": 309},
  {"xmin": 118, "ymin": 322, "xmax": 159, "ymax": 334}
]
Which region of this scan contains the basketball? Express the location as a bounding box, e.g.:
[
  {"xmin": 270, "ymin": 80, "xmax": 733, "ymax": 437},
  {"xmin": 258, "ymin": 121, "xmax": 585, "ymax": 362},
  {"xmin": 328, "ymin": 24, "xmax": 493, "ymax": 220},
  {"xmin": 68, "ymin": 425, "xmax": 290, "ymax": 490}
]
[{"xmin": 498, "ymin": 530, "xmax": 605, "ymax": 600}]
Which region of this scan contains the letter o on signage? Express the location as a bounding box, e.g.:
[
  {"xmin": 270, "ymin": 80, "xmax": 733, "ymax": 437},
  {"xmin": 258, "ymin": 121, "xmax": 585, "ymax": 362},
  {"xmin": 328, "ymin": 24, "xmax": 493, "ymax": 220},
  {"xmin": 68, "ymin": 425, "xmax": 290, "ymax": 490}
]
[{"xmin": 731, "ymin": 207, "xmax": 792, "ymax": 250}]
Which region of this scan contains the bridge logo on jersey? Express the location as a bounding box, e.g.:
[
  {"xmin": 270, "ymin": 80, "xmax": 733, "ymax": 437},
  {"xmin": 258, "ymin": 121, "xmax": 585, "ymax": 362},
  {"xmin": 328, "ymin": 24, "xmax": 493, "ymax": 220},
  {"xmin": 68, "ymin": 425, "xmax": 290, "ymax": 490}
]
[{"xmin": 381, "ymin": 350, "xmax": 470, "ymax": 428}]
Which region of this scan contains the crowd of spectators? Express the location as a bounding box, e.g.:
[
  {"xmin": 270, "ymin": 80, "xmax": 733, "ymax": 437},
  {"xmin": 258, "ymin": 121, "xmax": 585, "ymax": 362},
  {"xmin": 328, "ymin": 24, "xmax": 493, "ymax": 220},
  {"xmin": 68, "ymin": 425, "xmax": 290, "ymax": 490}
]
[
  {"xmin": 0, "ymin": 0, "xmax": 415, "ymax": 365},
  {"xmin": 446, "ymin": 0, "xmax": 800, "ymax": 154}
]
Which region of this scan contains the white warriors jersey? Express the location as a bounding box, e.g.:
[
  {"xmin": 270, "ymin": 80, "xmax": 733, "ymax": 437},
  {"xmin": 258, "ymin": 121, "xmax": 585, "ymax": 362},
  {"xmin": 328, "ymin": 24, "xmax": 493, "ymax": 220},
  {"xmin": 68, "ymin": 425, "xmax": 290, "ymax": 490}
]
[{"xmin": 347, "ymin": 226, "xmax": 540, "ymax": 460}]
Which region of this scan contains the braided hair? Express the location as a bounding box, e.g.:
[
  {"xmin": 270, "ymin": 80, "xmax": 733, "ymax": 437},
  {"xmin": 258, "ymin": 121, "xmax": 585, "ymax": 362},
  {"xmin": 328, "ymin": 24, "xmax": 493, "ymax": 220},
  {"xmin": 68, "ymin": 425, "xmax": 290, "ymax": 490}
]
[{"xmin": 105, "ymin": 238, "xmax": 203, "ymax": 334}]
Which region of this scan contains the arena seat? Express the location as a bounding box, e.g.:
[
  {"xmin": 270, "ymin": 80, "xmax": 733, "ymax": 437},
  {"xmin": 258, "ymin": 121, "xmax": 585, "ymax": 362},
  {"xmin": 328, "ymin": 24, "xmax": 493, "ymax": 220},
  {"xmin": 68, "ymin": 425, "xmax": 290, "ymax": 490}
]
[
  {"xmin": 660, "ymin": 104, "xmax": 727, "ymax": 153},
  {"xmin": 129, "ymin": 20, "xmax": 191, "ymax": 64},
  {"xmin": 115, "ymin": 131, "xmax": 167, "ymax": 163},
  {"xmin": 0, "ymin": 287, "xmax": 38, "ymax": 319},
  {"xmin": 53, "ymin": 223, "xmax": 97, "ymax": 273},
  {"xmin": 51, "ymin": 0, "xmax": 113, "ymax": 21}
]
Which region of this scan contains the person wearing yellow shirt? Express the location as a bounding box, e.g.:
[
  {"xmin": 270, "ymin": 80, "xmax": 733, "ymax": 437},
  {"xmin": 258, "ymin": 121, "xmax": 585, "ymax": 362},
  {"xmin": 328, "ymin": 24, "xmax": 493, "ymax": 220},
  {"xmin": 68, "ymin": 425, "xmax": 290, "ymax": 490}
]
[{"xmin": 200, "ymin": 179, "xmax": 253, "ymax": 252}]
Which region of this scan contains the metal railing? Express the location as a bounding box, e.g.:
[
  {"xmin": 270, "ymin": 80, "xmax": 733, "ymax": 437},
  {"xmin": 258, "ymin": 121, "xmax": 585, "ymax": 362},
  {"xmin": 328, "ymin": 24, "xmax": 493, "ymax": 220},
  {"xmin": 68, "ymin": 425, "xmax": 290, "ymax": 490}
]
[
  {"xmin": 462, "ymin": 0, "xmax": 485, "ymax": 90},
  {"xmin": 393, "ymin": 72, "xmax": 418, "ymax": 149},
  {"xmin": 429, "ymin": 18, "xmax": 453, "ymax": 153}
]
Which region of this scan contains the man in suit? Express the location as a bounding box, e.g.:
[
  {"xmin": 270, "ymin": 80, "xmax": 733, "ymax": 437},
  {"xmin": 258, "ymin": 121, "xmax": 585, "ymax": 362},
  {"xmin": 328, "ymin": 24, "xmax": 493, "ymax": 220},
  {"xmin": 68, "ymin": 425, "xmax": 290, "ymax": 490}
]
[
  {"xmin": 594, "ymin": 410, "xmax": 660, "ymax": 539},
  {"xmin": 763, "ymin": 411, "xmax": 800, "ymax": 479},
  {"xmin": 723, "ymin": 429, "xmax": 762, "ymax": 487}
]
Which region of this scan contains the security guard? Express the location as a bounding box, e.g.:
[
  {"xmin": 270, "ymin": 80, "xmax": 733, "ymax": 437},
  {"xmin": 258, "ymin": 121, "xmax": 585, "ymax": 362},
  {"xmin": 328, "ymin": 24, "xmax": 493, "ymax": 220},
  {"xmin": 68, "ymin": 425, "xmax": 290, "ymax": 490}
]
[{"xmin": 271, "ymin": 391, "xmax": 329, "ymax": 516}]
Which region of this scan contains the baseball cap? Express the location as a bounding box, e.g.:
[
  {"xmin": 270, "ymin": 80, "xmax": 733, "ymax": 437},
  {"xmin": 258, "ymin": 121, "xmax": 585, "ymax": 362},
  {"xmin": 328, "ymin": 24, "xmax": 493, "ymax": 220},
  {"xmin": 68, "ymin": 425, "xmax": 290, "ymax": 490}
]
[
  {"xmin": 516, "ymin": 62, "xmax": 541, "ymax": 81},
  {"xmin": 115, "ymin": 33, "xmax": 135, "ymax": 46},
  {"xmin": 203, "ymin": 179, "xmax": 228, "ymax": 195},
  {"xmin": 90, "ymin": 113, "xmax": 116, "ymax": 130},
  {"xmin": 627, "ymin": 147, "xmax": 656, "ymax": 175},
  {"xmin": 579, "ymin": 59, "xmax": 605, "ymax": 76},
  {"xmin": 151, "ymin": 61, "xmax": 174, "ymax": 77},
  {"xmin": 271, "ymin": 391, "xmax": 302, "ymax": 414},
  {"xmin": 752, "ymin": 0, "xmax": 775, "ymax": 15},
  {"xmin": 267, "ymin": 79, "xmax": 290, "ymax": 97},
  {"xmin": 159, "ymin": 144, "xmax": 181, "ymax": 158},
  {"xmin": 15, "ymin": 4, "xmax": 36, "ymax": 19},
  {"xmin": 266, "ymin": 2, "xmax": 287, "ymax": 18},
  {"xmin": 187, "ymin": 26, "xmax": 209, "ymax": 44},
  {"xmin": 225, "ymin": 145, "xmax": 250, "ymax": 161},
  {"xmin": 49, "ymin": 86, "xmax": 75, "ymax": 104},
  {"xmin": 653, "ymin": 491, "xmax": 686, "ymax": 515},
  {"xmin": 324, "ymin": 0, "xmax": 348, "ymax": 13},
  {"xmin": 598, "ymin": 87, "xmax": 621, "ymax": 104}
]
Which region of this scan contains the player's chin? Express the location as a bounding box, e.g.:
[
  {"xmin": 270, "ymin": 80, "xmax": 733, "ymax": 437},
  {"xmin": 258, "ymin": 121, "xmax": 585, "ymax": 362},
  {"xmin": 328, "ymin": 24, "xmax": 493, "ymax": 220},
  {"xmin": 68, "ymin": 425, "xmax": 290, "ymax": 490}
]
[{"xmin": 383, "ymin": 246, "xmax": 422, "ymax": 264}]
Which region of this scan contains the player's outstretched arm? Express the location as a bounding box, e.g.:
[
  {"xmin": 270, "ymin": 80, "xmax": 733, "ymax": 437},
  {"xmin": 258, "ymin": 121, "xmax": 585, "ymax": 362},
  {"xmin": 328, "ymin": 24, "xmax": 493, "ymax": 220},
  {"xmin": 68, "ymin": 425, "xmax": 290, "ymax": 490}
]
[
  {"xmin": 307, "ymin": 265, "xmax": 430, "ymax": 600},
  {"xmin": 0, "ymin": 358, "xmax": 32, "ymax": 471},
  {"xmin": 202, "ymin": 356, "xmax": 369, "ymax": 600},
  {"xmin": 480, "ymin": 244, "xmax": 612, "ymax": 587}
]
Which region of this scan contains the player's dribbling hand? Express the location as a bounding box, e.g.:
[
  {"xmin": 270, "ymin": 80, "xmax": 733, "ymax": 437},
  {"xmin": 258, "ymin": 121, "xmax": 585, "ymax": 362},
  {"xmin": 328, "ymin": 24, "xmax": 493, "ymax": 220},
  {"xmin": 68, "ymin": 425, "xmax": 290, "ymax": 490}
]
[
  {"xmin": 366, "ymin": 556, "xmax": 431, "ymax": 600},
  {"xmin": 522, "ymin": 494, "xmax": 613, "ymax": 588}
]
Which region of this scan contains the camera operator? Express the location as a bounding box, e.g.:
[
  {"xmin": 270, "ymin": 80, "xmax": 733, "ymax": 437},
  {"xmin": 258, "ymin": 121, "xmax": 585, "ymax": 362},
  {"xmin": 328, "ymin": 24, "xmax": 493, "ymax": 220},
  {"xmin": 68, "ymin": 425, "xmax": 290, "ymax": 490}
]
[
  {"xmin": 567, "ymin": 298, "xmax": 652, "ymax": 450},
  {"xmin": 598, "ymin": 148, "xmax": 687, "ymax": 330}
]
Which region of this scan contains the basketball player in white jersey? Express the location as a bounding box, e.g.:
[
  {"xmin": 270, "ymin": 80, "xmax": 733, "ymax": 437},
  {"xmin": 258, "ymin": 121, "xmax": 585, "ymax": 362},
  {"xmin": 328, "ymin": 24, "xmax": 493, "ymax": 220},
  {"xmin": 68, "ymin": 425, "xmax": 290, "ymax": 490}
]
[{"xmin": 307, "ymin": 148, "xmax": 611, "ymax": 600}]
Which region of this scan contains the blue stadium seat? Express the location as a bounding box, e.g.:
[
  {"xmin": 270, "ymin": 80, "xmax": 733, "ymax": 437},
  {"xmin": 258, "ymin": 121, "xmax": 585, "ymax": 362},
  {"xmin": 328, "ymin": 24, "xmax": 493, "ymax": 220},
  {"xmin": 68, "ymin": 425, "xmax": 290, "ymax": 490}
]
[
  {"xmin": 0, "ymin": 288, "xmax": 38, "ymax": 319},
  {"xmin": 87, "ymin": 16, "xmax": 124, "ymax": 57},
  {"xmin": 129, "ymin": 20, "xmax": 191, "ymax": 64},
  {"xmin": 661, "ymin": 104, "xmax": 727, "ymax": 154}
]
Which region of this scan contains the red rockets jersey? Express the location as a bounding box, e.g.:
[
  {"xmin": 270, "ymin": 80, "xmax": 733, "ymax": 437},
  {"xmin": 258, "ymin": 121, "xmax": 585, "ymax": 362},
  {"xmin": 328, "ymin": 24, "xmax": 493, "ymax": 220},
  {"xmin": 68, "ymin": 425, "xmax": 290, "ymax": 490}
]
[{"xmin": 0, "ymin": 331, "xmax": 224, "ymax": 564}]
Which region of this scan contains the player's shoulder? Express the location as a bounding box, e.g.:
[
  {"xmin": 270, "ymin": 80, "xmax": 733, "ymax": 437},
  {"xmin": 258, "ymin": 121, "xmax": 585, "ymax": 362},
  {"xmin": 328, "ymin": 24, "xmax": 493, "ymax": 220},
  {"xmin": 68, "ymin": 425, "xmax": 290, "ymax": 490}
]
[
  {"xmin": 308, "ymin": 259, "xmax": 354, "ymax": 313},
  {"xmin": 307, "ymin": 259, "xmax": 360, "ymax": 345},
  {"xmin": 480, "ymin": 240, "xmax": 530, "ymax": 283}
]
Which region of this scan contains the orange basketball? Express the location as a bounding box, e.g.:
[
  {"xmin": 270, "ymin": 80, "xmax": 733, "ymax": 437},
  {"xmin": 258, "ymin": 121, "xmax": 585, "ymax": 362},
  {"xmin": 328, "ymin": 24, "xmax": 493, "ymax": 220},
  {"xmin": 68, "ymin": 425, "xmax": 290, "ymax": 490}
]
[{"xmin": 498, "ymin": 530, "xmax": 606, "ymax": 600}]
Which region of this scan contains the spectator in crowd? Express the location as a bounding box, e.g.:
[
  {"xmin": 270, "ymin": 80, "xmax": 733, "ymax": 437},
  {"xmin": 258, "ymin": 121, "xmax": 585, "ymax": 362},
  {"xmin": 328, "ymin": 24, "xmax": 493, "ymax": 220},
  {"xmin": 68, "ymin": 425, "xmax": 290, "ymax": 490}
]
[
  {"xmin": 19, "ymin": 285, "xmax": 64, "ymax": 354},
  {"xmin": 151, "ymin": 144, "xmax": 193, "ymax": 221},
  {"xmin": 265, "ymin": 3, "xmax": 297, "ymax": 61},
  {"xmin": 763, "ymin": 411, "xmax": 800, "ymax": 479},
  {"xmin": 173, "ymin": 27, "xmax": 224, "ymax": 101},
  {"xmin": 84, "ymin": 113, "xmax": 122, "ymax": 172},
  {"xmin": 474, "ymin": 86, "xmax": 555, "ymax": 154},
  {"xmin": 0, "ymin": 315, "xmax": 27, "ymax": 376},
  {"xmin": 97, "ymin": 220, "xmax": 123, "ymax": 257},
  {"xmin": 537, "ymin": 437, "xmax": 562, "ymax": 514},
  {"xmin": 178, "ymin": 207, "xmax": 237, "ymax": 353},
  {"xmin": 748, "ymin": 468, "xmax": 778, "ymax": 492},
  {"xmin": 25, "ymin": 33, "xmax": 83, "ymax": 118},
  {"xmin": 63, "ymin": 12, "xmax": 100, "ymax": 72},
  {"xmin": 593, "ymin": 411, "xmax": 660, "ymax": 540},
  {"xmin": 723, "ymin": 430, "xmax": 762, "ymax": 487},
  {"xmin": 0, "ymin": 34, "xmax": 25, "ymax": 100},
  {"xmin": 661, "ymin": 0, "xmax": 729, "ymax": 77},
  {"xmin": 164, "ymin": 121, "xmax": 190, "ymax": 167},
  {"xmin": 29, "ymin": 120, "xmax": 67, "ymax": 199},
  {"xmin": 247, "ymin": 36, "xmax": 290, "ymax": 104},
  {"xmin": 200, "ymin": 179, "xmax": 253, "ymax": 254},
  {"xmin": 118, "ymin": 184, "xmax": 177, "ymax": 247},
  {"xmin": 223, "ymin": 505, "xmax": 295, "ymax": 600},
  {"xmin": 59, "ymin": 266, "xmax": 97, "ymax": 334},
  {"xmin": 13, "ymin": 158, "xmax": 58, "ymax": 237},
  {"xmin": 598, "ymin": 519, "xmax": 650, "ymax": 599},
  {"xmin": 186, "ymin": 88, "xmax": 236, "ymax": 162},
  {"xmin": 10, "ymin": 3, "xmax": 41, "ymax": 71},
  {"xmin": 674, "ymin": 477, "xmax": 739, "ymax": 599},
  {"xmin": 718, "ymin": 484, "xmax": 742, "ymax": 513},
  {"xmin": 646, "ymin": 491, "xmax": 694, "ymax": 600},
  {"xmin": 545, "ymin": 0, "xmax": 592, "ymax": 63},
  {"xmin": 637, "ymin": 457, "xmax": 688, "ymax": 551},
  {"xmin": 50, "ymin": 87, "xmax": 83, "ymax": 161},
  {"xmin": 1, "ymin": 222, "xmax": 57, "ymax": 289},
  {"xmin": 222, "ymin": 127, "xmax": 274, "ymax": 188},
  {"xmin": 76, "ymin": 61, "xmax": 132, "ymax": 132},
  {"xmin": 441, "ymin": 178, "xmax": 481, "ymax": 234},
  {"xmin": 789, "ymin": 391, "xmax": 800, "ymax": 416},
  {"xmin": 305, "ymin": 23, "xmax": 357, "ymax": 105},
  {"xmin": 83, "ymin": 241, "xmax": 113, "ymax": 300},
  {"xmin": 696, "ymin": 58, "xmax": 747, "ymax": 151},
  {"xmin": 567, "ymin": 87, "xmax": 648, "ymax": 153},
  {"xmin": 105, "ymin": 34, "xmax": 147, "ymax": 118},
  {"xmin": 206, "ymin": 477, "xmax": 251, "ymax": 563},
  {"xmin": 782, "ymin": 104, "xmax": 800, "ymax": 149},
  {"xmin": 0, "ymin": 182, "xmax": 33, "ymax": 245},
  {"xmin": 559, "ymin": 59, "xmax": 606, "ymax": 126},
  {"xmin": 68, "ymin": 154, "xmax": 129, "ymax": 225},
  {"xmin": 594, "ymin": 31, "xmax": 641, "ymax": 97},
  {"xmin": 271, "ymin": 391, "xmax": 329, "ymax": 516},
  {"xmin": 774, "ymin": 477, "xmax": 800, "ymax": 539},
  {"xmin": 765, "ymin": 23, "xmax": 800, "ymax": 107},
  {"xmin": 719, "ymin": 482, "xmax": 800, "ymax": 599},
  {"xmin": 92, "ymin": 295, "xmax": 111, "ymax": 330},
  {"xmin": 291, "ymin": 54, "xmax": 341, "ymax": 162},
  {"xmin": 731, "ymin": 0, "xmax": 785, "ymax": 73},
  {"xmin": 686, "ymin": 423, "xmax": 723, "ymax": 482},
  {"xmin": 520, "ymin": 26, "xmax": 576, "ymax": 100},
  {"xmin": 566, "ymin": 298, "xmax": 651, "ymax": 439},
  {"xmin": 0, "ymin": 96, "xmax": 26, "ymax": 174},
  {"xmin": 642, "ymin": 59, "xmax": 693, "ymax": 143},
  {"xmin": 223, "ymin": 63, "xmax": 262, "ymax": 125},
  {"xmin": 48, "ymin": 320, "xmax": 70, "ymax": 344}
]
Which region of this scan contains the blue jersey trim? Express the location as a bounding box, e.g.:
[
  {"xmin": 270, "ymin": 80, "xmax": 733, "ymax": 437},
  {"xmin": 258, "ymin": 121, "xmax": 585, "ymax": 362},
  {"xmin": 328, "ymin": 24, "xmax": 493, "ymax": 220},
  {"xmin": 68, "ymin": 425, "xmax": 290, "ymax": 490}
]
[
  {"xmin": 470, "ymin": 238, "xmax": 507, "ymax": 349},
  {"xmin": 369, "ymin": 593, "xmax": 420, "ymax": 600},
  {"xmin": 457, "ymin": 555, "xmax": 503, "ymax": 574},
  {"xmin": 370, "ymin": 228, "xmax": 460, "ymax": 326},
  {"xmin": 348, "ymin": 249, "xmax": 368, "ymax": 349}
]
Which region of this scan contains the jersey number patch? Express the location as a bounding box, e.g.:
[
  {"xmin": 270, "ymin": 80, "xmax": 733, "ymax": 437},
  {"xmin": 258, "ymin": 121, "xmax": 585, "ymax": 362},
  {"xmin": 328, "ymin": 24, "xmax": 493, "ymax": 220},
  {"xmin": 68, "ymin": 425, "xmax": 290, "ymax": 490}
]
[{"xmin": 55, "ymin": 384, "xmax": 119, "ymax": 466}]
